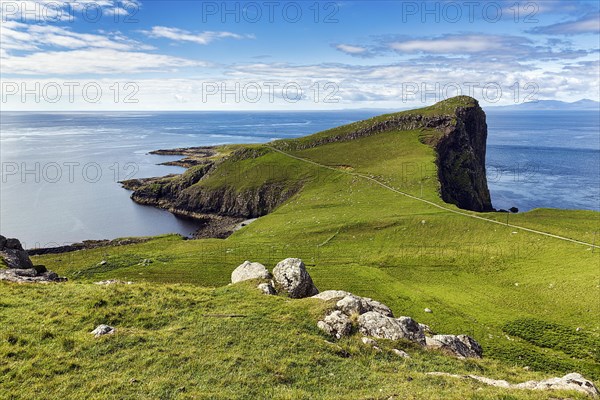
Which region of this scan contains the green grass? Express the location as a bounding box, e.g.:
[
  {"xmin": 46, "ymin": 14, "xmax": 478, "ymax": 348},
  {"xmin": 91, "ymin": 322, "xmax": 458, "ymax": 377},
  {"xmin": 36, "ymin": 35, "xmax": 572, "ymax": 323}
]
[
  {"xmin": 0, "ymin": 282, "xmax": 592, "ymax": 399},
  {"xmin": 8, "ymin": 99, "xmax": 599, "ymax": 398}
]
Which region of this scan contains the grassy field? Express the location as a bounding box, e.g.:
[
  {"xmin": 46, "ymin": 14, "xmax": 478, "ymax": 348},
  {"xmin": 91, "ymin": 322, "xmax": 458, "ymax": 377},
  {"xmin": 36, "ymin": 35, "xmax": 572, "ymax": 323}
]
[{"xmin": 4, "ymin": 99, "xmax": 599, "ymax": 398}]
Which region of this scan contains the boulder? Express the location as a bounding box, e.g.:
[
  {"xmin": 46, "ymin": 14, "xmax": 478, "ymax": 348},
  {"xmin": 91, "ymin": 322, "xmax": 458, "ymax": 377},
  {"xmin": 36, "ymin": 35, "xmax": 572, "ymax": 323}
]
[
  {"xmin": 0, "ymin": 235, "xmax": 34, "ymax": 270},
  {"xmin": 425, "ymin": 334, "xmax": 482, "ymax": 358},
  {"xmin": 91, "ymin": 324, "xmax": 115, "ymax": 338},
  {"xmin": 358, "ymin": 312, "xmax": 425, "ymax": 345},
  {"xmin": 317, "ymin": 311, "xmax": 352, "ymax": 339},
  {"xmin": 0, "ymin": 268, "xmax": 67, "ymax": 283},
  {"xmin": 257, "ymin": 282, "xmax": 276, "ymax": 295},
  {"xmin": 231, "ymin": 260, "xmax": 271, "ymax": 284},
  {"xmin": 272, "ymin": 258, "xmax": 318, "ymax": 298}
]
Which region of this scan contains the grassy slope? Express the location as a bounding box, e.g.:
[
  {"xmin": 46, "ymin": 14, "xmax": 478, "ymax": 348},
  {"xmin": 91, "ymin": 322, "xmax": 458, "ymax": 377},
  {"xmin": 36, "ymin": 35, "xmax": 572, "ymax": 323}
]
[{"xmin": 6, "ymin": 100, "xmax": 599, "ymax": 398}]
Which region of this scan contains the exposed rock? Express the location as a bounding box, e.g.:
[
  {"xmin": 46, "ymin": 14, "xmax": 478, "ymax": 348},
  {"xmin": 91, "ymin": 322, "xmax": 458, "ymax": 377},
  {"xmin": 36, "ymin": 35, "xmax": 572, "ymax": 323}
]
[
  {"xmin": 0, "ymin": 269, "xmax": 65, "ymax": 284},
  {"xmin": 0, "ymin": 235, "xmax": 33, "ymax": 269},
  {"xmin": 361, "ymin": 337, "xmax": 378, "ymax": 347},
  {"xmin": 94, "ymin": 280, "xmax": 133, "ymax": 285},
  {"xmin": 424, "ymin": 308, "xmax": 432, "ymax": 313},
  {"xmin": 257, "ymin": 282, "xmax": 276, "ymax": 295},
  {"xmin": 336, "ymin": 295, "xmax": 364, "ymax": 315},
  {"xmin": 419, "ymin": 323, "xmax": 433, "ymax": 334},
  {"xmin": 312, "ymin": 290, "xmax": 352, "ymax": 301},
  {"xmin": 427, "ymin": 372, "xmax": 599, "ymax": 397},
  {"xmin": 27, "ymin": 237, "xmax": 151, "ymax": 256},
  {"xmin": 515, "ymin": 373, "xmax": 599, "ymax": 397},
  {"xmin": 434, "ymin": 98, "xmax": 493, "ymax": 212},
  {"xmin": 91, "ymin": 325, "xmax": 115, "ymax": 338},
  {"xmin": 317, "ymin": 311, "xmax": 352, "ymax": 339},
  {"xmin": 272, "ymin": 258, "xmax": 318, "ymax": 298},
  {"xmin": 231, "ymin": 260, "xmax": 271, "ymax": 284},
  {"xmin": 425, "ymin": 334, "xmax": 483, "ymax": 359},
  {"xmin": 392, "ymin": 349, "xmax": 411, "ymax": 358},
  {"xmin": 312, "ymin": 291, "xmax": 393, "ymax": 317},
  {"xmin": 1, "ymin": 236, "xmax": 66, "ymax": 283},
  {"xmin": 358, "ymin": 312, "xmax": 425, "ymax": 345}
]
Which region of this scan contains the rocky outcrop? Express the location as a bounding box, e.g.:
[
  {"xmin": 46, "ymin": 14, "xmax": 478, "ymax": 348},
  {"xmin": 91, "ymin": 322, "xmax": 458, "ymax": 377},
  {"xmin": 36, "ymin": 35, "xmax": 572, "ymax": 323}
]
[
  {"xmin": 231, "ymin": 261, "xmax": 271, "ymax": 283},
  {"xmin": 0, "ymin": 235, "xmax": 66, "ymax": 283},
  {"xmin": 317, "ymin": 311, "xmax": 353, "ymax": 339},
  {"xmin": 0, "ymin": 235, "xmax": 33, "ymax": 269},
  {"xmin": 427, "ymin": 372, "xmax": 599, "ymax": 397},
  {"xmin": 358, "ymin": 312, "xmax": 426, "ymax": 345},
  {"xmin": 425, "ymin": 334, "xmax": 483, "ymax": 359},
  {"xmin": 272, "ymin": 258, "xmax": 319, "ymax": 298},
  {"xmin": 27, "ymin": 237, "xmax": 151, "ymax": 256},
  {"xmin": 434, "ymin": 102, "xmax": 493, "ymax": 211}
]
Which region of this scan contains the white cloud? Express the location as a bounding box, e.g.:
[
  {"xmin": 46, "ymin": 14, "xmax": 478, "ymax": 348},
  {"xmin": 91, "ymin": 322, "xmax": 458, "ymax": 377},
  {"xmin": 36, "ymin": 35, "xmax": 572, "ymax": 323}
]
[
  {"xmin": 529, "ymin": 12, "xmax": 600, "ymax": 35},
  {"xmin": 389, "ymin": 35, "xmax": 504, "ymax": 54},
  {"xmin": 143, "ymin": 26, "xmax": 254, "ymax": 45},
  {"xmin": 335, "ymin": 44, "xmax": 368, "ymax": 55},
  {"xmin": 1, "ymin": 48, "xmax": 207, "ymax": 74}
]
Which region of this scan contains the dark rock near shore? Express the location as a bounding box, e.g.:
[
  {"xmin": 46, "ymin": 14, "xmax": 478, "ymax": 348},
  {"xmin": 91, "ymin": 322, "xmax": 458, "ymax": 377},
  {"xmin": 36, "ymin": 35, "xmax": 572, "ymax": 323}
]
[{"xmin": 1, "ymin": 235, "xmax": 67, "ymax": 283}]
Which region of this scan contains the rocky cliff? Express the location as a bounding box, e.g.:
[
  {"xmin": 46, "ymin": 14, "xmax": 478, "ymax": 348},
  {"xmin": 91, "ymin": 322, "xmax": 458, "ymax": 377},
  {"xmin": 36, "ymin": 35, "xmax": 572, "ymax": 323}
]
[{"xmin": 122, "ymin": 96, "xmax": 493, "ymax": 237}]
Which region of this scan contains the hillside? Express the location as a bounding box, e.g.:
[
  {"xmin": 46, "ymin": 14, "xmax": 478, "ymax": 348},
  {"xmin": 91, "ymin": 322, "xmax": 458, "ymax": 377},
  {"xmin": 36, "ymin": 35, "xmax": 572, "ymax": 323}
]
[{"xmin": 2, "ymin": 96, "xmax": 599, "ymax": 399}]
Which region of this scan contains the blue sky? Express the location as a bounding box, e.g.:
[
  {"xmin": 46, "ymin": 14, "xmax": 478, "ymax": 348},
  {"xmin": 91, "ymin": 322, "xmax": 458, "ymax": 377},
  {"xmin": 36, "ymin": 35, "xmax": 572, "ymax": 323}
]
[{"xmin": 1, "ymin": 0, "xmax": 599, "ymax": 110}]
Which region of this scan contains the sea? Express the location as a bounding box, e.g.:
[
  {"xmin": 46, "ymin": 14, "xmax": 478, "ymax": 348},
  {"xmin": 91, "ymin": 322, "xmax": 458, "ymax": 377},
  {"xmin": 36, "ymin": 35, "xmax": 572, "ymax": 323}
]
[{"xmin": 1, "ymin": 110, "xmax": 598, "ymax": 248}]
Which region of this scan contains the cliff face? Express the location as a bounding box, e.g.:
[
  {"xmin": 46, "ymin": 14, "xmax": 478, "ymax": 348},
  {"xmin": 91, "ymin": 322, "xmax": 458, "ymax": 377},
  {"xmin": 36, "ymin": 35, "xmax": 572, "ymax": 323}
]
[{"xmin": 434, "ymin": 102, "xmax": 493, "ymax": 212}]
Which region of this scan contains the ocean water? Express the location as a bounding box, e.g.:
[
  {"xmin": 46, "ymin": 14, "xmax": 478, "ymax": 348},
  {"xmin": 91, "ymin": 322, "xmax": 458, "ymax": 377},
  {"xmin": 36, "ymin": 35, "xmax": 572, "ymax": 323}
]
[{"xmin": 1, "ymin": 110, "xmax": 598, "ymax": 247}]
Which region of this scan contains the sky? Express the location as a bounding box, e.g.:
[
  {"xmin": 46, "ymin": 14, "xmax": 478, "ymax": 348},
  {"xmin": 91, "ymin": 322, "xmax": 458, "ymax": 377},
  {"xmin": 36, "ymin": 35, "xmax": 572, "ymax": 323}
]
[{"xmin": 1, "ymin": 0, "xmax": 599, "ymax": 110}]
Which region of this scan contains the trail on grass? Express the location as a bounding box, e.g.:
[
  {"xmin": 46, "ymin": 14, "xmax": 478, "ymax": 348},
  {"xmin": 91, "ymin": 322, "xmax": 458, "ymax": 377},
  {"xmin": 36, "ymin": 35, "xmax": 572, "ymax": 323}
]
[{"xmin": 269, "ymin": 147, "xmax": 600, "ymax": 250}]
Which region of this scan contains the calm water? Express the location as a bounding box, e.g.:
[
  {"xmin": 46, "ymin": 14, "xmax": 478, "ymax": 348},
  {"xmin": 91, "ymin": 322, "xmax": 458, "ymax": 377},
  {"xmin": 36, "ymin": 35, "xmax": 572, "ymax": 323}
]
[{"xmin": 1, "ymin": 110, "xmax": 598, "ymax": 247}]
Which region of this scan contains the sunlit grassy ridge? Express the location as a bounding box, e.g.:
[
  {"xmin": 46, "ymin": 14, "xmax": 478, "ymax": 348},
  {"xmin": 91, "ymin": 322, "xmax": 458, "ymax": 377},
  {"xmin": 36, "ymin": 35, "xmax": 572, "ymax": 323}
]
[{"xmin": 7, "ymin": 98, "xmax": 598, "ymax": 398}]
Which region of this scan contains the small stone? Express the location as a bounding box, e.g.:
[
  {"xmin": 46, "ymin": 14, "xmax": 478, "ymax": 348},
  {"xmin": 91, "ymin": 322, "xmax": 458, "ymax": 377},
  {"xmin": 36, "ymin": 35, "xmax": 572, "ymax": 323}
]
[
  {"xmin": 99, "ymin": 260, "xmax": 107, "ymax": 266},
  {"xmin": 424, "ymin": 308, "xmax": 432, "ymax": 313},
  {"xmin": 361, "ymin": 337, "xmax": 378, "ymax": 347},
  {"xmin": 392, "ymin": 348, "xmax": 411, "ymax": 358},
  {"xmin": 91, "ymin": 324, "xmax": 115, "ymax": 338}
]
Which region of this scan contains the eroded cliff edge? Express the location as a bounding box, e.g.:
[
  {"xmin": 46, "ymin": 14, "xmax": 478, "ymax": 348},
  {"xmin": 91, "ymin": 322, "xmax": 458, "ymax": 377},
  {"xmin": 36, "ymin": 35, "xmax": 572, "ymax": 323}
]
[{"xmin": 121, "ymin": 96, "xmax": 493, "ymax": 237}]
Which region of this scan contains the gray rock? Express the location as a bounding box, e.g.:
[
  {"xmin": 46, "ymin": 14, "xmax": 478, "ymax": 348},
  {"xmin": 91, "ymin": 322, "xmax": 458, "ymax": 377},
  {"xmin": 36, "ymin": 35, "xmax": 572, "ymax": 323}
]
[
  {"xmin": 392, "ymin": 348, "xmax": 411, "ymax": 358},
  {"xmin": 425, "ymin": 334, "xmax": 482, "ymax": 358},
  {"xmin": 0, "ymin": 268, "xmax": 67, "ymax": 283},
  {"xmin": 515, "ymin": 373, "xmax": 599, "ymax": 397},
  {"xmin": 0, "ymin": 236, "xmax": 34, "ymax": 270},
  {"xmin": 94, "ymin": 280, "xmax": 133, "ymax": 285},
  {"xmin": 273, "ymin": 258, "xmax": 318, "ymax": 298},
  {"xmin": 317, "ymin": 311, "xmax": 352, "ymax": 339},
  {"xmin": 257, "ymin": 282, "xmax": 276, "ymax": 295},
  {"xmin": 358, "ymin": 312, "xmax": 425, "ymax": 345},
  {"xmin": 427, "ymin": 372, "xmax": 599, "ymax": 397},
  {"xmin": 311, "ymin": 290, "xmax": 352, "ymax": 301},
  {"xmin": 419, "ymin": 323, "xmax": 433, "ymax": 334},
  {"xmin": 424, "ymin": 308, "xmax": 432, "ymax": 313},
  {"xmin": 360, "ymin": 297, "xmax": 394, "ymax": 317},
  {"xmin": 361, "ymin": 337, "xmax": 378, "ymax": 347},
  {"xmin": 231, "ymin": 260, "xmax": 271, "ymax": 284},
  {"xmin": 313, "ymin": 291, "xmax": 394, "ymax": 317},
  {"xmin": 336, "ymin": 295, "xmax": 364, "ymax": 315},
  {"xmin": 91, "ymin": 324, "xmax": 115, "ymax": 338}
]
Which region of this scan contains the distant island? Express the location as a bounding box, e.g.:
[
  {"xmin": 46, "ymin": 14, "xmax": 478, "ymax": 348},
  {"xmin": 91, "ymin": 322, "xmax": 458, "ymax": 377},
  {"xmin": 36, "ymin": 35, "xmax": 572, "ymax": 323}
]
[{"xmin": 490, "ymin": 99, "xmax": 599, "ymax": 111}]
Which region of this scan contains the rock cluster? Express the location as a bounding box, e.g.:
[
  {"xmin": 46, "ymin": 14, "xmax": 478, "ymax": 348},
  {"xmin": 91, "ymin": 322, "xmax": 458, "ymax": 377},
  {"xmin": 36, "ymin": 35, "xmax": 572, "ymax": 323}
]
[
  {"xmin": 0, "ymin": 235, "xmax": 66, "ymax": 283},
  {"xmin": 427, "ymin": 372, "xmax": 599, "ymax": 397},
  {"xmin": 230, "ymin": 258, "xmax": 318, "ymax": 299},
  {"xmin": 313, "ymin": 290, "xmax": 482, "ymax": 359}
]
